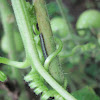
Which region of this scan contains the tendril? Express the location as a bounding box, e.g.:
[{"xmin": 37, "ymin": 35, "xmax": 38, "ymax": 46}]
[
  {"xmin": 24, "ymin": 38, "xmax": 68, "ymax": 100},
  {"xmin": 59, "ymin": 43, "xmax": 96, "ymax": 58},
  {"xmin": 0, "ymin": 57, "xmax": 30, "ymax": 69},
  {"xmin": 44, "ymin": 38, "xmax": 63, "ymax": 70}
]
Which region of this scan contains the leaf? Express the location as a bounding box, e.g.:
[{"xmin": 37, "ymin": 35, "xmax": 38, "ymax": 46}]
[
  {"xmin": 72, "ymin": 86, "xmax": 100, "ymax": 100},
  {"xmin": 0, "ymin": 71, "xmax": 7, "ymax": 82},
  {"xmin": 47, "ymin": 2, "xmax": 60, "ymax": 16},
  {"xmin": 26, "ymin": 2, "xmax": 37, "ymax": 25}
]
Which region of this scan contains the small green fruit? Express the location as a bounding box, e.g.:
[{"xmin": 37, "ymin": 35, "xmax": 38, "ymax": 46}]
[
  {"xmin": 1, "ymin": 32, "xmax": 24, "ymax": 53},
  {"xmin": 14, "ymin": 32, "xmax": 24, "ymax": 52},
  {"xmin": 1, "ymin": 35, "xmax": 8, "ymax": 53},
  {"xmin": 76, "ymin": 10, "xmax": 100, "ymax": 36},
  {"xmin": 51, "ymin": 17, "xmax": 68, "ymax": 38}
]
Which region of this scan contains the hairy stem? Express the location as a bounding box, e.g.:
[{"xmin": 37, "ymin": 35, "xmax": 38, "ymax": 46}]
[
  {"xmin": 11, "ymin": 0, "xmax": 77, "ymax": 100},
  {"xmin": 34, "ymin": 0, "xmax": 65, "ymax": 85}
]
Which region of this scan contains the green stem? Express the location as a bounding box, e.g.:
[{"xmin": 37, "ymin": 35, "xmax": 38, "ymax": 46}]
[
  {"xmin": 11, "ymin": 0, "xmax": 77, "ymax": 100},
  {"xmin": 56, "ymin": 0, "xmax": 73, "ymax": 35},
  {"xmin": 44, "ymin": 38, "xmax": 63, "ymax": 70},
  {"xmin": 0, "ymin": 57, "xmax": 30, "ymax": 69},
  {"xmin": 59, "ymin": 45, "xmax": 80, "ymax": 58},
  {"xmin": 34, "ymin": 0, "xmax": 65, "ymax": 86},
  {"xmin": 0, "ymin": 0, "xmax": 26, "ymax": 93}
]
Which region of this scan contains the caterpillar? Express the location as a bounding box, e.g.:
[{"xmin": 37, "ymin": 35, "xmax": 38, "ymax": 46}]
[
  {"xmin": 0, "ymin": 34, "xmax": 95, "ymax": 99},
  {"xmin": 0, "ymin": 12, "xmax": 66, "ymax": 99},
  {"xmin": 0, "ymin": 37, "xmax": 65, "ymax": 99},
  {"xmin": 39, "ymin": 33, "xmax": 48, "ymax": 59},
  {"xmin": 0, "ymin": 40, "xmax": 95, "ymax": 99},
  {"xmin": 24, "ymin": 36, "xmax": 65, "ymax": 100}
]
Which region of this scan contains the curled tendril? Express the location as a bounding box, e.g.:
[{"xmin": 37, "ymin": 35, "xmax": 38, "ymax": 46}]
[
  {"xmin": 0, "ymin": 57, "xmax": 30, "ymax": 69},
  {"xmin": 0, "ymin": 38, "xmax": 68, "ymax": 99},
  {"xmin": 24, "ymin": 38, "xmax": 67, "ymax": 100},
  {"xmin": 59, "ymin": 43, "xmax": 96, "ymax": 58},
  {"xmin": 44, "ymin": 38, "xmax": 63, "ymax": 70}
]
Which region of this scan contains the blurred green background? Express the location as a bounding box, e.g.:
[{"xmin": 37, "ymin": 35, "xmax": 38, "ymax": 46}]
[{"xmin": 0, "ymin": 0, "xmax": 100, "ymax": 100}]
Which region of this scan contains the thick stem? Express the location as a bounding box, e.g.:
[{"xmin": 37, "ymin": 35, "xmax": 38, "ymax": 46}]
[
  {"xmin": 34, "ymin": 0, "xmax": 65, "ymax": 85},
  {"xmin": 0, "ymin": 0, "xmax": 26, "ymax": 92},
  {"xmin": 11, "ymin": 0, "xmax": 77, "ymax": 100}
]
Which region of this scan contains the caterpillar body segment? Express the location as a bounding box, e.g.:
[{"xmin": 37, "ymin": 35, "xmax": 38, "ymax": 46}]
[{"xmin": 24, "ymin": 37, "xmax": 66, "ymax": 100}]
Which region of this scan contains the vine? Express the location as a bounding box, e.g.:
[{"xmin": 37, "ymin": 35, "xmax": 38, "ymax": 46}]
[
  {"xmin": 0, "ymin": 0, "xmax": 78, "ymax": 100},
  {"xmin": 34, "ymin": 0, "xmax": 65, "ymax": 85}
]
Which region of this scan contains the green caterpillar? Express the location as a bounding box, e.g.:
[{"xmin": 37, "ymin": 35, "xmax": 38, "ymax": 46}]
[
  {"xmin": 24, "ymin": 35, "xmax": 67, "ymax": 100},
  {"xmin": 0, "ymin": 2, "xmax": 96, "ymax": 100},
  {"xmin": 0, "ymin": 1, "xmax": 76, "ymax": 100},
  {"xmin": 0, "ymin": 37, "xmax": 65, "ymax": 100}
]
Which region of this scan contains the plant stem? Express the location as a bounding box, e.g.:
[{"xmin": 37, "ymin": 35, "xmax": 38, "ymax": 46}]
[
  {"xmin": 0, "ymin": 0, "xmax": 26, "ymax": 93},
  {"xmin": 34, "ymin": 0, "xmax": 65, "ymax": 85},
  {"xmin": 0, "ymin": 57, "xmax": 30, "ymax": 69},
  {"xmin": 11, "ymin": 0, "xmax": 77, "ymax": 100},
  {"xmin": 56, "ymin": 0, "xmax": 74, "ymax": 36}
]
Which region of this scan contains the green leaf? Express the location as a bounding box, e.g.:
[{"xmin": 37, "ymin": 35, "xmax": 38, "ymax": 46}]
[
  {"xmin": 47, "ymin": 2, "xmax": 60, "ymax": 16},
  {"xmin": 0, "ymin": 71, "xmax": 7, "ymax": 82},
  {"xmin": 72, "ymin": 86, "xmax": 100, "ymax": 100},
  {"xmin": 26, "ymin": 2, "xmax": 37, "ymax": 25}
]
